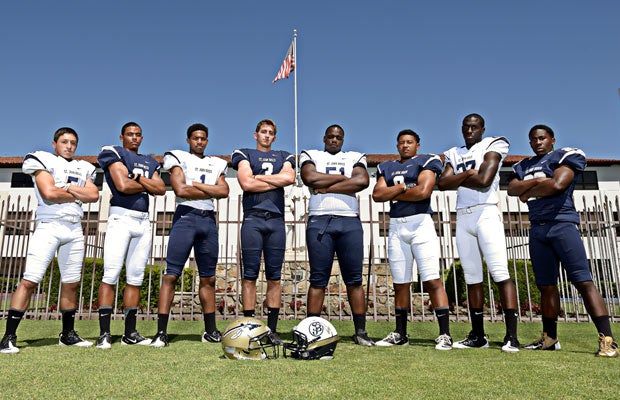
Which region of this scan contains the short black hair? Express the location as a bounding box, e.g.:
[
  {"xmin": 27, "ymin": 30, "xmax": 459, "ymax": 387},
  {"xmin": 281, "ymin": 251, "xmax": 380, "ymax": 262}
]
[
  {"xmin": 529, "ymin": 124, "xmax": 554, "ymax": 138},
  {"xmin": 397, "ymin": 129, "xmax": 420, "ymax": 144},
  {"xmin": 325, "ymin": 124, "xmax": 344, "ymax": 135},
  {"xmin": 53, "ymin": 127, "xmax": 78, "ymax": 143},
  {"xmin": 187, "ymin": 123, "xmax": 209, "ymax": 138},
  {"xmin": 463, "ymin": 113, "xmax": 485, "ymax": 128},
  {"xmin": 121, "ymin": 121, "xmax": 141, "ymax": 135}
]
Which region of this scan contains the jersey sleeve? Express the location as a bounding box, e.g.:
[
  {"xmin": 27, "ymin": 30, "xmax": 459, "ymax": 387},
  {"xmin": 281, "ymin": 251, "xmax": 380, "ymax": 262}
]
[
  {"xmin": 557, "ymin": 148, "xmax": 586, "ymax": 173},
  {"xmin": 422, "ymin": 154, "xmax": 443, "ymax": 175},
  {"xmin": 486, "ymin": 136, "xmax": 510, "ymax": 158},
  {"xmin": 443, "ymin": 147, "xmax": 456, "ymax": 167},
  {"xmin": 162, "ymin": 150, "xmax": 183, "ymax": 172},
  {"xmin": 81, "ymin": 160, "xmax": 97, "ymax": 182},
  {"xmin": 281, "ymin": 151, "xmax": 296, "ymax": 169},
  {"xmin": 376, "ymin": 162, "xmax": 387, "ymax": 180},
  {"xmin": 299, "ymin": 150, "xmax": 315, "ymax": 167},
  {"xmin": 215, "ymin": 157, "xmax": 229, "ymax": 176},
  {"xmin": 22, "ymin": 151, "xmax": 54, "ymax": 175},
  {"xmin": 230, "ymin": 149, "xmax": 249, "ymax": 170},
  {"xmin": 351, "ymin": 152, "xmax": 367, "ymax": 169},
  {"xmin": 511, "ymin": 159, "xmax": 525, "ymax": 180},
  {"xmin": 98, "ymin": 145, "xmax": 123, "ymax": 169}
]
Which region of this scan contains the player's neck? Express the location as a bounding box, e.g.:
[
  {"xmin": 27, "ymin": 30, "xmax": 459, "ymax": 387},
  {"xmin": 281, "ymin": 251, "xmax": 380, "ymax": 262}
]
[
  {"xmin": 256, "ymin": 145, "xmax": 272, "ymax": 152},
  {"xmin": 54, "ymin": 152, "xmax": 73, "ymax": 162},
  {"xmin": 190, "ymin": 151, "xmax": 205, "ymax": 158}
]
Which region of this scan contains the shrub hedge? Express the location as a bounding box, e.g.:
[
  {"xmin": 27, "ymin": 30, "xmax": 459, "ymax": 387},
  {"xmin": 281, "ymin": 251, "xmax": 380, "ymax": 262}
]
[
  {"xmin": 41, "ymin": 257, "xmax": 196, "ymax": 310},
  {"xmin": 445, "ymin": 259, "xmax": 540, "ymax": 309}
]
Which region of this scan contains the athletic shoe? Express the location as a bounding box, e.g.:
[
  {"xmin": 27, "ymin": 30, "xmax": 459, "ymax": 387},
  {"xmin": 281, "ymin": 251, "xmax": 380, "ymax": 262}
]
[
  {"xmin": 376, "ymin": 331, "xmax": 409, "ymax": 347},
  {"xmin": 596, "ymin": 333, "xmax": 619, "ymax": 358},
  {"xmin": 522, "ymin": 333, "xmax": 561, "ymax": 351},
  {"xmin": 150, "ymin": 331, "xmax": 169, "ymax": 348},
  {"xmin": 266, "ymin": 331, "xmax": 283, "ymax": 346},
  {"xmin": 96, "ymin": 332, "xmax": 112, "ymax": 350},
  {"xmin": 434, "ymin": 334, "xmax": 453, "ymax": 351},
  {"xmin": 501, "ymin": 335, "xmax": 520, "ymax": 353},
  {"xmin": 201, "ymin": 330, "xmax": 222, "ymax": 343},
  {"xmin": 59, "ymin": 330, "xmax": 93, "ymax": 347},
  {"xmin": 0, "ymin": 334, "xmax": 19, "ymax": 354},
  {"xmin": 352, "ymin": 330, "xmax": 376, "ymax": 346},
  {"xmin": 452, "ymin": 331, "xmax": 489, "ymax": 349},
  {"xmin": 121, "ymin": 331, "xmax": 152, "ymax": 346}
]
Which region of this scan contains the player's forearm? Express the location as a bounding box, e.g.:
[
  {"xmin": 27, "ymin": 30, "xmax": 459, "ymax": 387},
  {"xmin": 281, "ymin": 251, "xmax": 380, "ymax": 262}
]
[
  {"xmin": 139, "ymin": 177, "xmax": 166, "ymax": 196},
  {"xmin": 238, "ymin": 177, "xmax": 278, "ymax": 193},
  {"xmin": 507, "ymin": 178, "xmax": 540, "ymax": 197},
  {"xmin": 303, "ymin": 172, "xmax": 347, "ymax": 189},
  {"xmin": 255, "ymin": 171, "xmax": 295, "ymax": 188},
  {"xmin": 41, "ymin": 186, "xmax": 80, "ymax": 203},
  {"xmin": 67, "ymin": 184, "xmax": 100, "ymax": 203},
  {"xmin": 438, "ymin": 170, "xmax": 472, "ymax": 190},
  {"xmin": 193, "ymin": 181, "xmax": 229, "ymax": 199}
]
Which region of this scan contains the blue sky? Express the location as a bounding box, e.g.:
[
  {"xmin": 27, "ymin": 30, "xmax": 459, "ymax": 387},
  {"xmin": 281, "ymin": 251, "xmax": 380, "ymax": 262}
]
[{"xmin": 1, "ymin": 1, "xmax": 619, "ymax": 159}]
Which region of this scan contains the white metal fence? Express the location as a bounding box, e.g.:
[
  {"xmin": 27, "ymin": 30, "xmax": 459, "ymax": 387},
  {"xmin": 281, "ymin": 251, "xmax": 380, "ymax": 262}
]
[{"xmin": 1, "ymin": 191, "xmax": 619, "ymax": 323}]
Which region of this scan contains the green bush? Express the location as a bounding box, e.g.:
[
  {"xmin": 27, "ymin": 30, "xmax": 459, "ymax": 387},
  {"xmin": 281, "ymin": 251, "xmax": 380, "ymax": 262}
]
[
  {"xmin": 41, "ymin": 257, "xmax": 197, "ymax": 310},
  {"xmin": 445, "ymin": 259, "xmax": 539, "ymax": 310}
]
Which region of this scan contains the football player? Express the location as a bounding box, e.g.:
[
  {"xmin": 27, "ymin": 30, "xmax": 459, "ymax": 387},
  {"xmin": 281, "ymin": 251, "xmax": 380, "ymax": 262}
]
[
  {"xmin": 508, "ymin": 124, "xmax": 617, "ymax": 357},
  {"xmin": 1, "ymin": 127, "xmax": 99, "ymax": 354},
  {"xmin": 231, "ymin": 119, "xmax": 295, "ymax": 345},
  {"xmin": 438, "ymin": 113, "xmax": 519, "ymax": 352},
  {"xmin": 372, "ymin": 129, "xmax": 452, "ymax": 350},
  {"xmin": 300, "ymin": 124, "xmax": 374, "ymax": 346},
  {"xmin": 96, "ymin": 122, "xmax": 165, "ymax": 349},
  {"xmin": 150, "ymin": 123, "xmax": 229, "ymax": 347}
]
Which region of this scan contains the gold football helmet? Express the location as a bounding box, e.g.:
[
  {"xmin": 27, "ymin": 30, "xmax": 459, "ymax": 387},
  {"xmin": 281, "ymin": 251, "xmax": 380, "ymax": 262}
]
[{"xmin": 221, "ymin": 317, "xmax": 278, "ymax": 360}]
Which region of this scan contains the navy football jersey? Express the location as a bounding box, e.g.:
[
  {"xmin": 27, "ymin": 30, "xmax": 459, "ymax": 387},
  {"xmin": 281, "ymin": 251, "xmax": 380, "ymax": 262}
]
[
  {"xmin": 98, "ymin": 145, "xmax": 161, "ymax": 212},
  {"xmin": 231, "ymin": 148, "xmax": 295, "ymax": 214},
  {"xmin": 377, "ymin": 154, "xmax": 442, "ymax": 218},
  {"xmin": 512, "ymin": 147, "xmax": 586, "ymax": 223}
]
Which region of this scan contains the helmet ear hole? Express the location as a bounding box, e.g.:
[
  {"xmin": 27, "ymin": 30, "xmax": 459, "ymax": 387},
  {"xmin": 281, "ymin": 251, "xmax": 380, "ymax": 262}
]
[
  {"xmin": 284, "ymin": 317, "xmax": 339, "ymax": 360},
  {"xmin": 221, "ymin": 317, "xmax": 279, "ymax": 360}
]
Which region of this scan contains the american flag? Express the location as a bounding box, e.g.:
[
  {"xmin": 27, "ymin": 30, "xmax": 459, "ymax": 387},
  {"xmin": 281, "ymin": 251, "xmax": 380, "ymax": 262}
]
[{"xmin": 272, "ymin": 41, "xmax": 295, "ymax": 83}]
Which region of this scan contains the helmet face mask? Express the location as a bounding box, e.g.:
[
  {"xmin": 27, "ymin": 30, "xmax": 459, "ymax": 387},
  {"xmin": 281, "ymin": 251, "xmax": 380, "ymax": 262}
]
[
  {"xmin": 284, "ymin": 317, "xmax": 339, "ymax": 360},
  {"xmin": 221, "ymin": 317, "xmax": 278, "ymax": 360}
]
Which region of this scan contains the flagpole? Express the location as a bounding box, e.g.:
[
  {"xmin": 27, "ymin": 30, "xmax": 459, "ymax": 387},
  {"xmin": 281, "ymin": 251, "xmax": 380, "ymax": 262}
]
[{"xmin": 293, "ymin": 29, "xmax": 300, "ymax": 185}]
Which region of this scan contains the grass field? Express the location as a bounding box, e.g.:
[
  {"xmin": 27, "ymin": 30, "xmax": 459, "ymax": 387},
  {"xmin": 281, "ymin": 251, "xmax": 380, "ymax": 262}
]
[{"xmin": 0, "ymin": 319, "xmax": 618, "ymax": 400}]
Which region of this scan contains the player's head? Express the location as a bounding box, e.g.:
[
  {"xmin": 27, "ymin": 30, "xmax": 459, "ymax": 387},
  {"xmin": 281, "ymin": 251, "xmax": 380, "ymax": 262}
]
[
  {"xmin": 396, "ymin": 129, "xmax": 420, "ymax": 160},
  {"xmin": 528, "ymin": 124, "xmax": 555, "ymax": 156},
  {"xmin": 461, "ymin": 113, "xmax": 485, "ymax": 149},
  {"xmin": 254, "ymin": 119, "xmax": 277, "ymax": 151},
  {"xmin": 52, "ymin": 127, "xmax": 78, "ymax": 160},
  {"xmin": 186, "ymin": 123, "xmax": 209, "ymax": 156},
  {"xmin": 120, "ymin": 121, "xmax": 143, "ymax": 153},
  {"xmin": 323, "ymin": 124, "xmax": 345, "ymax": 155}
]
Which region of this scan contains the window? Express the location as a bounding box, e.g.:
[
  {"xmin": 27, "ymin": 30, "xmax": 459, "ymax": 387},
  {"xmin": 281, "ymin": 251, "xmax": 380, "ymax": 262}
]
[
  {"xmin": 499, "ymin": 171, "xmax": 513, "ymax": 190},
  {"xmin": 82, "ymin": 212, "xmax": 100, "ymax": 236},
  {"xmin": 503, "ymin": 212, "xmax": 530, "ymax": 236},
  {"xmin": 10, "ymin": 173, "xmax": 34, "ymax": 188},
  {"xmin": 377, "ymin": 212, "xmax": 390, "ymax": 237},
  {"xmin": 575, "ymin": 171, "xmax": 598, "ymax": 190},
  {"xmin": 160, "ymin": 172, "xmax": 171, "ymax": 189},
  {"xmin": 4, "ymin": 211, "xmax": 33, "ymax": 235},
  {"xmin": 156, "ymin": 211, "xmax": 173, "ymax": 236}
]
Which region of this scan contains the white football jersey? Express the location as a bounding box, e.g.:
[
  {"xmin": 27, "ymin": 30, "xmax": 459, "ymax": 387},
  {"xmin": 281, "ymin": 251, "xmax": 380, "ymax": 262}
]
[
  {"xmin": 300, "ymin": 149, "xmax": 367, "ymax": 217},
  {"xmin": 162, "ymin": 150, "xmax": 228, "ymax": 211},
  {"xmin": 22, "ymin": 151, "xmax": 96, "ymax": 220},
  {"xmin": 443, "ymin": 136, "xmax": 509, "ymax": 209}
]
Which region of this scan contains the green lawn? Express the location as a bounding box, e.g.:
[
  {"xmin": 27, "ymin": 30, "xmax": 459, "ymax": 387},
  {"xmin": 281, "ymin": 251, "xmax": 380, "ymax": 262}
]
[{"xmin": 0, "ymin": 319, "xmax": 618, "ymax": 400}]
